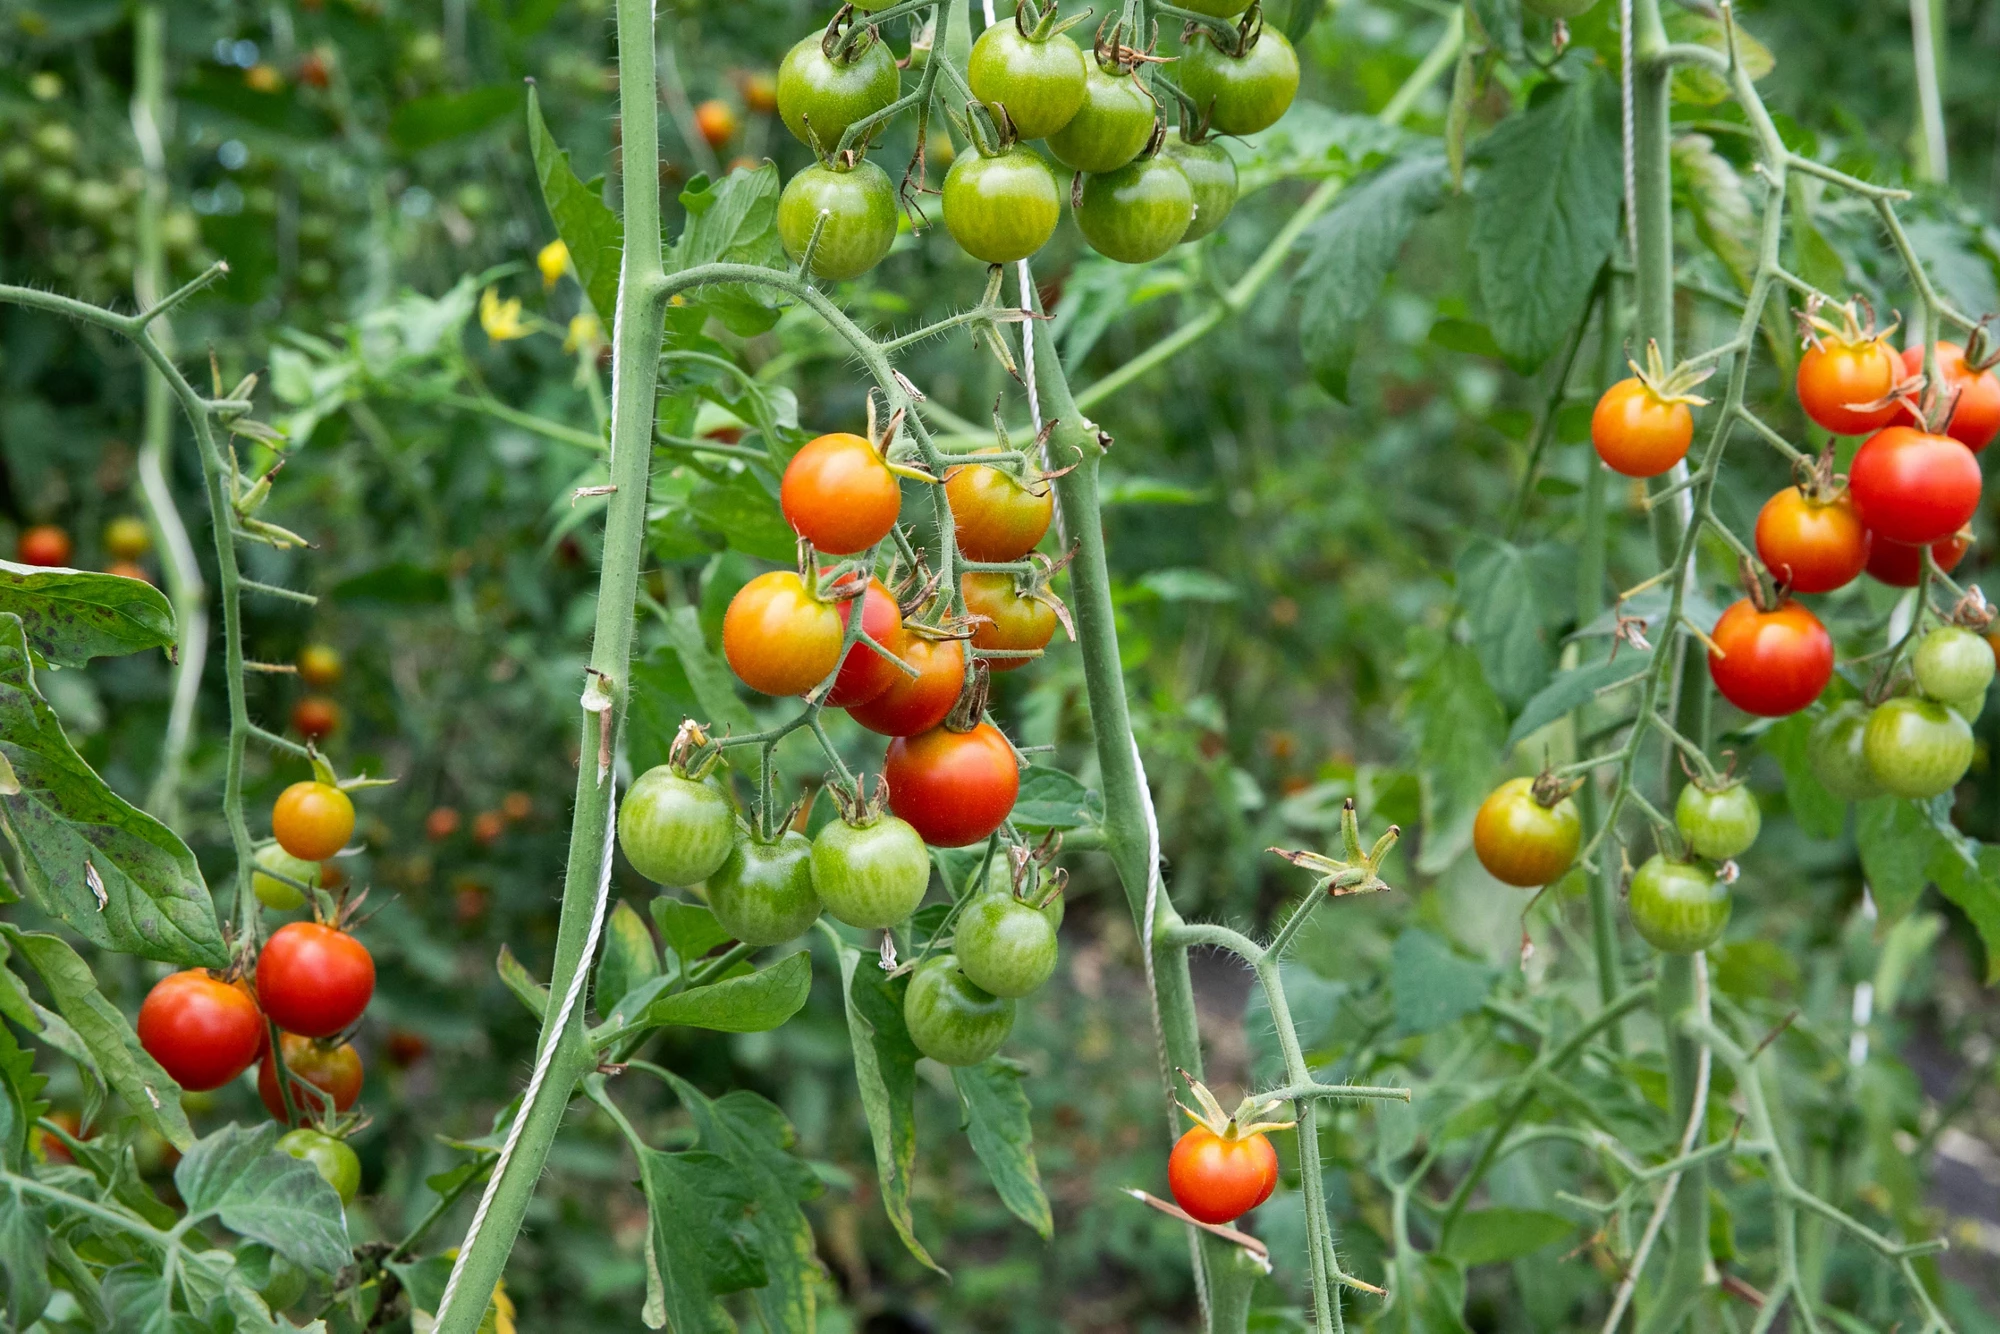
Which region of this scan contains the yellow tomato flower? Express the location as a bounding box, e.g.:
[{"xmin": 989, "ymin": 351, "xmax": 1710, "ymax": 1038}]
[
  {"xmin": 479, "ymin": 287, "xmax": 530, "ymax": 342},
  {"xmin": 536, "ymin": 238, "xmax": 570, "ymax": 290},
  {"xmin": 563, "ymin": 313, "xmax": 604, "ymax": 354}
]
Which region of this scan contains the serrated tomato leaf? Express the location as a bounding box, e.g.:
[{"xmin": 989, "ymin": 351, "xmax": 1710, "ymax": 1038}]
[
  {"xmin": 174, "ymin": 1123, "xmax": 351, "ymax": 1276},
  {"xmin": 0, "ymin": 564, "xmax": 175, "ymax": 668}
]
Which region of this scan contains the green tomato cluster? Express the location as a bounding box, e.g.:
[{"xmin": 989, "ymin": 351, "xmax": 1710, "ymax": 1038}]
[
  {"xmin": 1805, "ymin": 626, "xmax": 1988, "ymax": 805},
  {"xmin": 1631, "ymin": 780, "xmax": 1760, "ymax": 957}
]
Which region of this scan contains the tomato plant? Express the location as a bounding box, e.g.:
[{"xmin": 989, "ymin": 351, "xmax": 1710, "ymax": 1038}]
[
  {"xmin": 1075, "ymin": 151, "xmax": 1196, "ymax": 263},
  {"xmin": 707, "ymin": 830, "xmax": 822, "ymax": 946},
  {"xmin": 954, "ymin": 889, "xmax": 1059, "ymax": 997},
  {"xmin": 777, "ymin": 159, "xmax": 899, "ymax": 281},
  {"xmin": 1796, "ymin": 328, "xmax": 1901, "ymax": 435},
  {"xmin": 1754, "ymin": 483, "xmax": 1868, "ymax": 594},
  {"xmin": 943, "ymin": 457, "xmax": 1053, "ymax": 562},
  {"xmin": 777, "ymin": 27, "xmax": 901, "ymax": 150},
  {"xmin": 940, "ymin": 143, "xmax": 1062, "ymax": 264},
  {"xmin": 722, "ymin": 570, "xmax": 845, "ymax": 696},
  {"xmin": 1863, "ymin": 696, "xmax": 1974, "ymax": 800},
  {"xmin": 1900, "ymin": 341, "xmax": 2000, "ymax": 451},
  {"xmin": 1177, "ymin": 23, "xmax": 1299, "ymax": 136},
  {"xmin": 779, "ymin": 431, "xmax": 902, "ymax": 555},
  {"xmin": 280, "ymin": 1128, "xmax": 362, "ymax": 1204},
  {"xmin": 966, "ymin": 4, "xmax": 1088, "ymax": 141},
  {"xmin": 846, "ymin": 631, "xmax": 966, "ymax": 734},
  {"xmin": 1590, "ymin": 371, "xmax": 1695, "ymax": 478},
  {"xmin": 826, "ymin": 576, "xmax": 906, "ymax": 707},
  {"xmin": 618, "ymin": 760, "xmax": 738, "ymax": 887},
  {"xmin": 1627, "ymin": 856, "xmax": 1731, "ymax": 955},
  {"xmin": 1046, "ymin": 56, "xmax": 1156, "ymax": 174},
  {"xmin": 810, "ymin": 807, "xmax": 931, "ymax": 929},
  {"xmin": 1674, "ymin": 781, "xmax": 1761, "ymax": 862},
  {"xmin": 960, "ymin": 570, "xmax": 1058, "ymax": 669}
]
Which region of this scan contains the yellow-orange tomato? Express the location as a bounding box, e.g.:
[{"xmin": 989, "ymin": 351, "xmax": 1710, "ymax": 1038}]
[
  {"xmin": 104, "ymin": 516, "xmax": 151, "ymax": 560},
  {"xmin": 944, "ymin": 459, "xmax": 1053, "ymax": 562},
  {"xmin": 1472, "ymin": 777, "xmax": 1581, "ymax": 887},
  {"xmin": 297, "ymin": 644, "xmax": 342, "ymax": 688},
  {"xmin": 961, "ymin": 572, "xmax": 1056, "ymax": 671},
  {"xmin": 1753, "ymin": 486, "xmax": 1868, "ymax": 594},
  {"xmin": 722, "ymin": 571, "xmax": 845, "ymax": 695},
  {"xmin": 694, "ymin": 98, "xmax": 739, "ymax": 148},
  {"xmin": 272, "ymin": 781, "xmax": 355, "ymax": 862},
  {"xmin": 1591, "ymin": 378, "xmax": 1693, "ymax": 478},
  {"xmin": 1797, "ymin": 335, "xmax": 1900, "ymax": 435},
  {"xmin": 780, "ymin": 433, "xmax": 902, "ymax": 556},
  {"xmin": 1168, "ymin": 1126, "xmax": 1279, "ymax": 1225}
]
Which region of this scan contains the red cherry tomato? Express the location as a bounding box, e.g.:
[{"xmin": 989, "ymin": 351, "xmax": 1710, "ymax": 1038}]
[
  {"xmin": 884, "ymin": 721, "xmax": 1020, "ymax": 847},
  {"xmin": 1591, "ymin": 378, "xmax": 1692, "ymax": 478},
  {"xmin": 16, "ymin": 525, "xmax": 71, "ymax": 568},
  {"xmin": 256, "ymin": 922, "xmax": 375, "ymax": 1039},
  {"xmin": 272, "ymin": 781, "xmax": 355, "ymax": 862},
  {"xmin": 290, "ymin": 695, "xmax": 340, "ymax": 742},
  {"xmin": 1797, "ymin": 335, "xmax": 1900, "ymax": 435},
  {"xmin": 1753, "ymin": 486, "xmax": 1869, "ymax": 593},
  {"xmin": 137, "ymin": 971, "xmax": 265, "ymax": 1092},
  {"xmin": 1847, "ymin": 425, "xmax": 1982, "ymax": 546},
  {"xmin": 722, "ymin": 570, "xmax": 844, "ymax": 696},
  {"xmin": 425, "ymin": 806, "xmax": 461, "ymax": 841},
  {"xmin": 1707, "ymin": 598, "xmax": 1834, "ymax": 717},
  {"xmin": 847, "ymin": 634, "xmax": 965, "ymax": 736},
  {"xmin": 944, "ymin": 458, "xmax": 1053, "ymax": 562},
  {"xmin": 1900, "ymin": 342, "xmax": 2000, "ymax": 452},
  {"xmin": 779, "ymin": 433, "xmax": 901, "ymax": 556},
  {"xmin": 1168, "ymin": 1126, "xmax": 1279, "ymax": 1225},
  {"xmin": 826, "ymin": 577, "xmax": 906, "ymax": 708},
  {"xmin": 1864, "ymin": 530, "xmax": 1970, "ymax": 588},
  {"xmin": 258, "ymin": 1033, "xmax": 362, "ymax": 1121}
]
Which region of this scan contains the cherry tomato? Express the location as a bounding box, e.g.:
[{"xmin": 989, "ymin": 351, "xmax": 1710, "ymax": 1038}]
[
  {"xmin": 425, "ymin": 806, "xmax": 461, "ymax": 841},
  {"xmin": 252, "ymin": 844, "xmax": 317, "ymax": 911},
  {"xmin": 384, "ymin": 1029, "xmax": 429, "ymax": 1068},
  {"xmin": 955, "ymin": 892, "xmax": 1058, "ymax": 998},
  {"xmin": 16, "ymin": 525, "xmax": 71, "ymax": 567},
  {"xmin": 279, "ymin": 1128, "xmax": 360, "ymax": 1203},
  {"xmin": 847, "ymin": 634, "xmax": 966, "ymax": 736},
  {"xmin": 708, "ymin": 830, "xmax": 822, "ymax": 946},
  {"xmin": 104, "ymin": 516, "xmax": 150, "ymax": 560},
  {"xmin": 742, "ymin": 71, "xmax": 778, "ymax": 115},
  {"xmin": 1471, "ymin": 777, "xmax": 1580, "ymax": 887},
  {"xmin": 1754, "ymin": 486, "xmax": 1867, "ymax": 594},
  {"xmin": 1808, "ymin": 701, "xmax": 1882, "ymax": 802},
  {"xmin": 722, "ymin": 571, "xmax": 845, "ymax": 696},
  {"xmin": 290, "ymin": 695, "xmax": 340, "ymax": 743},
  {"xmin": 502, "ymin": 791, "xmax": 534, "ymax": 823},
  {"xmin": 902, "ymin": 954, "xmax": 1015, "ymax": 1066},
  {"xmin": 105, "ymin": 560, "xmax": 150, "ymax": 583},
  {"xmin": 1707, "ymin": 598, "xmax": 1833, "ymax": 718},
  {"xmin": 1169, "ymin": 1125, "xmax": 1279, "ymax": 1224},
  {"xmin": 1591, "ymin": 377, "xmax": 1692, "ymax": 478},
  {"xmin": 810, "ymin": 813, "xmax": 930, "ymax": 929},
  {"xmin": 1900, "ymin": 342, "xmax": 2000, "ymax": 451},
  {"xmin": 1076, "ymin": 154, "xmax": 1194, "ymax": 264},
  {"xmin": 967, "ymin": 19, "xmax": 1088, "ymax": 141},
  {"xmin": 942, "ymin": 146, "xmax": 1061, "ymax": 264},
  {"xmin": 961, "ymin": 572, "xmax": 1057, "ymax": 671},
  {"xmin": 945, "ymin": 458, "xmax": 1053, "ymax": 562},
  {"xmin": 472, "ymin": 810, "xmax": 505, "ymax": 846},
  {"xmin": 1046, "ymin": 61, "xmax": 1156, "ymax": 174},
  {"xmin": 1162, "ymin": 131, "xmax": 1237, "ymax": 241},
  {"xmin": 778, "ymin": 159, "xmax": 899, "ymax": 282},
  {"xmin": 776, "ymin": 32, "xmax": 900, "ymax": 150},
  {"xmin": 297, "ymin": 644, "xmax": 342, "ymax": 688},
  {"xmin": 137, "ymin": 971, "xmax": 265, "ymax": 1092},
  {"xmin": 1628, "ymin": 855, "xmax": 1730, "ymax": 955},
  {"xmin": 259, "ymin": 1033, "xmax": 362, "ymax": 1121},
  {"xmin": 1848, "ymin": 426, "xmax": 1982, "ymax": 545},
  {"xmin": 1797, "ymin": 334, "xmax": 1900, "ymax": 435},
  {"xmin": 619, "ymin": 764, "xmax": 737, "ymax": 887},
  {"xmin": 256, "ymin": 922, "xmax": 375, "ymax": 1039},
  {"xmin": 1673, "ymin": 782, "xmax": 1760, "ymax": 861},
  {"xmin": 1863, "ymin": 696, "xmax": 1973, "ymax": 800},
  {"xmin": 1915, "ymin": 626, "xmax": 1996, "ymax": 704},
  {"xmin": 1864, "ymin": 530, "xmax": 1968, "ymax": 588},
  {"xmin": 1179, "ymin": 27, "xmax": 1299, "ymax": 136},
  {"xmin": 885, "ymin": 722, "xmax": 1021, "ymax": 847},
  {"xmin": 34, "ymin": 1110, "xmax": 85, "ymax": 1165},
  {"xmin": 827, "ymin": 578, "xmax": 906, "ymax": 708},
  {"xmin": 780, "ymin": 432, "xmax": 901, "ymax": 556},
  {"xmin": 272, "ymin": 781, "xmax": 355, "ymax": 861},
  {"xmin": 694, "ymin": 98, "xmax": 738, "ymax": 149}
]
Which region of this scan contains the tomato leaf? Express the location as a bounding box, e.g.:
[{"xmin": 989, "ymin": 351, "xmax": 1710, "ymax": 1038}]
[
  {"xmin": 0, "ymin": 1185, "xmax": 48, "ymax": 1330},
  {"xmin": 1402, "ymin": 626, "xmax": 1507, "ymax": 874},
  {"xmin": 1457, "ymin": 536, "xmax": 1556, "ymax": 709},
  {"xmin": 952, "ymin": 1057, "xmax": 1053, "ymax": 1240},
  {"xmin": 527, "ymin": 85, "xmax": 623, "ymax": 320},
  {"xmin": 670, "ymin": 164, "xmax": 789, "ymax": 338},
  {"xmin": 1470, "ymin": 68, "xmax": 1622, "ymax": 367},
  {"xmin": 1389, "ymin": 930, "xmax": 1495, "ymax": 1036},
  {"xmin": 1010, "ymin": 766, "xmax": 1104, "ymax": 834},
  {"xmin": 0, "ymin": 1022, "xmax": 46, "ymax": 1174},
  {"xmin": 1445, "ymin": 1207, "xmax": 1574, "ymax": 1266},
  {"xmin": 1759, "ymin": 712, "xmax": 1847, "ymax": 841},
  {"xmin": 1399, "ymin": 1252, "xmax": 1473, "ymax": 1333},
  {"xmin": 635, "ymin": 1146, "xmax": 765, "ymax": 1327},
  {"xmin": 1926, "ymin": 834, "xmax": 2000, "ymax": 986},
  {"xmin": 659, "ymin": 605, "xmax": 758, "ymax": 738},
  {"xmin": 0, "ymin": 563, "xmax": 175, "ymax": 668},
  {"xmin": 1467, "ymin": 0, "xmax": 1523, "ymax": 62},
  {"xmin": 495, "ymin": 943, "xmax": 550, "ymax": 1019},
  {"xmin": 1854, "ymin": 797, "xmax": 1939, "ymax": 923},
  {"xmin": 836, "ymin": 939, "xmax": 944, "ymax": 1275},
  {"xmin": 618, "ymin": 950, "xmax": 810, "ymax": 1034},
  {"xmin": 175, "ymin": 1123, "xmax": 351, "ymax": 1276},
  {"xmin": 390, "ymin": 84, "xmax": 518, "ymax": 153},
  {"xmin": 593, "ymin": 899, "xmax": 661, "ymax": 1018},
  {"xmin": 650, "ymin": 897, "xmax": 733, "ymax": 969},
  {"xmin": 1663, "ymin": 9, "xmax": 1774, "ymax": 106},
  {"xmin": 1504, "ymin": 650, "xmax": 1650, "ymax": 749},
  {"xmin": 690, "ymin": 467, "xmax": 796, "ymax": 563}
]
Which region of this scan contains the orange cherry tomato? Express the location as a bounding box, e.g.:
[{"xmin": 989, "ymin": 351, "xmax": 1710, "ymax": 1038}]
[
  {"xmin": 742, "ymin": 71, "xmax": 779, "ymax": 115},
  {"xmin": 694, "ymin": 99, "xmax": 740, "ymax": 148},
  {"xmin": 1899, "ymin": 342, "xmax": 2000, "ymax": 452},
  {"xmin": 425, "ymin": 806, "xmax": 461, "ymax": 840},
  {"xmin": 1707, "ymin": 598, "xmax": 1833, "ymax": 718},
  {"xmin": 291, "ymin": 695, "xmax": 340, "ymax": 743},
  {"xmin": 272, "ymin": 781, "xmax": 355, "ymax": 862},
  {"xmin": 1591, "ymin": 378, "xmax": 1692, "ymax": 478},
  {"xmin": 944, "ymin": 458, "xmax": 1053, "ymax": 562},
  {"xmin": 1797, "ymin": 335, "xmax": 1900, "ymax": 435},
  {"xmin": 17, "ymin": 525, "xmax": 71, "ymax": 567},
  {"xmin": 472, "ymin": 810, "xmax": 506, "ymax": 846},
  {"xmin": 1168, "ymin": 1125, "xmax": 1279, "ymax": 1225},
  {"xmin": 826, "ymin": 577, "xmax": 907, "ymax": 708},
  {"xmin": 961, "ymin": 572, "xmax": 1056, "ymax": 671},
  {"xmin": 1753, "ymin": 486, "xmax": 1869, "ymax": 594},
  {"xmin": 722, "ymin": 570, "xmax": 845, "ymax": 695},
  {"xmin": 1865, "ymin": 530, "xmax": 1970, "ymax": 588},
  {"xmin": 258, "ymin": 1033, "xmax": 363, "ymax": 1121},
  {"xmin": 1472, "ymin": 777, "xmax": 1581, "ymax": 888},
  {"xmin": 847, "ymin": 634, "xmax": 966, "ymax": 736},
  {"xmin": 884, "ymin": 721, "xmax": 1020, "ymax": 847},
  {"xmin": 105, "ymin": 560, "xmax": 151, "ymax": 583},
  {"xmin": 780, "ymin": 433, "xmax": 902, "ymax": 556}
]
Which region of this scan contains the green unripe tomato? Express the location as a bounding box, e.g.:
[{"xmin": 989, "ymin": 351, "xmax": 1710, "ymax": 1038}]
[
  {"xmin": 279, "ymin": 1128, "xmax": 361, "ymax": 1204},
  {"xmin": 0, "ymin": 146, "xmax": 32, "ymax": 187},
  {"xmin": 1627, "ymin": 855, "xmax": 1731, "ymax": 955},
  {"xmin": 778, "ymin": 159, "xmax": 898, "ymax": 281},
  {"xmin": 1673, "ymin": 782, "xmax": 1760, "ymax": 862},
  {"xmin": 941, "ymin": 146, "xmax": 1061, "ymax": 263},
  {"xmin": 1162, "ymin": 132, "xmax": 1238, "ymax": 241},
  {"xmin": 1046, "ymin": 62, "xmax": 1157, "ymax": 174},
  {"xmin": 1914, "ymin": 626, "xmax": 1995, "ymax": 704},
  {"xmin": 252, "ymin": 845, "xmax": 317, "ymax": 911},
  {"xmin": 1523, "ymin": 0, "xmax": 1599, "ymax": 16},
  {"xmin": 618, "ymin": 766, "xmax": 737, "ymax": 887},
  {"xmin": 968, "ymin": 21, "xmax": 1089, "ymax": 141},
  {"xmin": 708, "ymin": 831, "xmax": 822, "ymax": 946},
  {"xmin": 1808, "ymin": 701, "xmax": 1882, "ymax": 801},
  {"xmin": 903, "ymin": 955, "xmax": 1014, "ymax": 1066},
  {"xmin": 811, "ymin": 815, "xmax": 930, "ymax": 929},
  {"xmin": 777, "ymin": 33, "xmax": 901, "ymax": 151},
  {"xmin": 1076, "ymin": 154, "xmax": 1194, "ymax": 263},
  {"xmin": 161, "ymin": 210, "xmax": 201, "ymax": 255},
  {"xmin": 1943, "ymin": 689, "xmax": 1987, "ymax": 723},
  {"xmin": 1180, "ymin": 28, "xmax": 1299, "ymax": 136},
  {"xmin": 955, "ymin": 892, "xmax": 1059, "ymax": 998},
  {"xmin": 32, "ymin": 123, "xmax": 77, "ymax": 164},
  {"xmin": 1863, "ymin": 696, "xmax": 1974, "ymax": 800}
]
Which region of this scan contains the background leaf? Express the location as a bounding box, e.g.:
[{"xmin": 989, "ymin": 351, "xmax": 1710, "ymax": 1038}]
[{"xmin": 0, "ymin": 564, "xmax": 175, "ymax": 667}]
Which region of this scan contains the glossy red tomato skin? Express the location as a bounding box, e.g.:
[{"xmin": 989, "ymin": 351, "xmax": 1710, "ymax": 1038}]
[
  {"xmin": 16, "ymin": 525, "xmax": 71, "ymax": 567},
  {"xmin": 1168, "ymin": 1127, "xmax": 1279, "ymax": 1224},
  {"xmin": 272, "ymin": 781, "xmax": 355, "ymax": 861},
  {"xmin": 722, "ymin": 571, "xmax": 844, "ymax": 696},
  {"xmin": 779, "ymin": 433, "xmax": 901, "ymax": 555},
  {"xmin": 826, "ymin": 578, "xmax": 906, "ymax": 708},
  {"xmin": 884, "ymin": 722, "xmax": 1020, "ymax": 847},
  {"xmin": 1707, "ymin": 598, "xmax": 1834, "ymax": 717},
  {"xmin": 847, "ymin": 635, "xmax": 965, "ymax": 736},
  {"xmin": 256, "ymin": 922, "xmax": 376, "ymax": 1039},
  {"xmin": 1864, "ymin": 530, "xmax": 1970, "ymax": 588},
  {"xmin": 1753, "ymin": 486, "xmax": 1869, "ymax": 593},
  {"xmin": 1900, "ymin": 342, "xmax": 2000, "ymax": 452},
  {"xmin": 1847, "ymin": 426, "xmax": 1982, "ymax": 545},
  {"xmin": 1797, "ymin": 337, "xmax": 1900, "ymax": 435},
  {"xmin": 137, "ymin": 971, "xmax": 265, "ymax": 1092},
  {"xmin": 258, "ymin": 1033, "xmax": 363, "ymax": 1121},
  {"xmin": 1591, "ymin": 378, "xmax": 1692, "ymax": 478}
]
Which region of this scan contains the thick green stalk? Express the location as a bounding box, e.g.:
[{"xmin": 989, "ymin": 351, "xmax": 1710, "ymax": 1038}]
[{"xmin": 428, "ymin": 0, "xmax": 667, "ymax": 1325}]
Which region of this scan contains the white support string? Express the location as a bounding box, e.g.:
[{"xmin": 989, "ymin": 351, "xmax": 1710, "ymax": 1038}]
[{"xmin": 1620, "ymin": 0, "xmax": 1637, "ymax": 264}]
